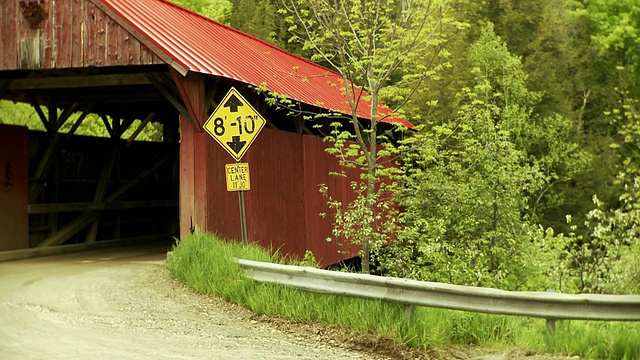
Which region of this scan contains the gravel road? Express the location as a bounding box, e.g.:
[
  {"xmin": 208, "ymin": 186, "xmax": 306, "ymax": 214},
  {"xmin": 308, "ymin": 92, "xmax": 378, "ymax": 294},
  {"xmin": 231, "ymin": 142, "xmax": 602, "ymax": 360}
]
[{"xmin": 0, "ymin": 243, "xmax": 392, "ymax": 360}]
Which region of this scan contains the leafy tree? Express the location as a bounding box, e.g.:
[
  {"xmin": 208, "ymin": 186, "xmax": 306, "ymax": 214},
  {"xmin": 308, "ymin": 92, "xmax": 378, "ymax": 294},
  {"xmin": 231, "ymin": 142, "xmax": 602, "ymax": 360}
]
[
  {"xmin": 453, "ymin": 1, "xmax": 616, "ymax": 234},
  {"xmin": 604, "ymin": 90, "xmax": 640, "ymax": 294},
  {"xmin": 575, "ymin": 0, "xmax": 640, "ymax": 80},
  {"xmin": 228, "ymin": 0, "xmax": 288, "ymax": 47},
  {"xmin": 556, "ymin": 80, "xmax": 640, "ymax": 294},
  {"xmin": 0, "ymin": 100, "xmax": 162, "ymax": 141},
  {"xmin": 0, "ymin": 100, "xmax": 46, "ymax": 131},
  {"xmin": 280, "ymin": 0, "xmax": 448, "ymax": 273},
  {"xmin": 169, "ymin": 0, "xmax": 232, "ymax": 23},
  {"xmin": 379, "ymin": 24, "xmax": 587, "ymax": 290},
  {"xmin": 540, "ymin": 0, "xmax": 640, "ymax": 294},
  {"xmin": 382, "ymin": 25, "xmax": 537, "ymax": 288},
  {"xmin": 384, "ymin": 98, "xmax": 544, "ymax": 289}
]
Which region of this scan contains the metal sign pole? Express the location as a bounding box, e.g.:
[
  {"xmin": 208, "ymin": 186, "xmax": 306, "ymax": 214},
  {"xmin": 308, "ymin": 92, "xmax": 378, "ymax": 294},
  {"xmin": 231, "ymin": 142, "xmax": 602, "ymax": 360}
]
[{"xmin": 237, "ymin": 161, "xmax": 248, "ymax": 244}]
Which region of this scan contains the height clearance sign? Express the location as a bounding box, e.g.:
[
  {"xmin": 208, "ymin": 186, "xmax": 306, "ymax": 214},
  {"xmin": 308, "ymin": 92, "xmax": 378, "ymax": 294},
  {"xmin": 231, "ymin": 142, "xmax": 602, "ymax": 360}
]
[{"xmin": 204, "ymin": 88, "xmax": 266, "ymax": 161}]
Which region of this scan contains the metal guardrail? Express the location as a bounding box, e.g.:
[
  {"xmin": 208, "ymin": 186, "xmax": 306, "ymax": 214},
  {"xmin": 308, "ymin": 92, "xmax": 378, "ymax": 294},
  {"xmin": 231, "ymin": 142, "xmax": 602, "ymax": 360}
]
[{"xmin": 237, "ymin": 259, "xmax": 640, "ymax": 322}]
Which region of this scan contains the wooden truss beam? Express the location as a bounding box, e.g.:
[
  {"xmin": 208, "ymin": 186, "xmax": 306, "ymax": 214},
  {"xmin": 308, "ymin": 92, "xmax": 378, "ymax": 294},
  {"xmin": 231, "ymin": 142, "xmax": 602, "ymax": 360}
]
[
  {"xmin": 146, "ymin": 73, "xmax": 193, "ymax": 125},
  {"xmin": 36, "ymin": 155, "xmax": 174, "ymax": 247},
  {"xmin": 28, "ymin": 95, "xmax": 53, "ymax": 133},
  {"xmin": 7, "ymin": 73, "xmax": 156, "ymax": 90},
  {"xmin": 204, "ymin": 77, "xmax": 219, "ymax": 114},
  {"xmin": 34, "ymin": 92, "xmax": 165, "ymax": 104},
  {"xmin": 29, "ymin": 200, "xmax": 178, "ymax": 214},
  {"xmin": 56, "ymin": 102, "xmax": 80, "ymax": 130},
  {"xmin": 85, "ymin": 148, "xmax": 118, "ymax": 243},
  {"xmin": 127, "ymin": 112, "xmax": 155, "ymax": 145},
  {"xmin": 65, "ymin": 103, "xmax": 94, "ymax": 138},
  {"xmin": 100, "ymin": 114, "xmax": 115, "ymax": 138},
  {"xmin": 0, "ymin": 79, "xmax": 12, "ymax": 99},
  {"xmin": 29, "ymin": 134, "xmax": 60, "ymax": 201},
  {"xmin": 48, "ymin": 104, "xmax": 58, "ymax": 130}
]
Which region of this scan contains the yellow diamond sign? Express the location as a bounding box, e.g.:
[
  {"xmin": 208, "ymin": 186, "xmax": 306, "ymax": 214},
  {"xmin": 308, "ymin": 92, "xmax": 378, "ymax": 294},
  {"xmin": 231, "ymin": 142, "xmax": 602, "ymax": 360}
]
[{"xmin": 204, "ymin": 88, "xmax": 266, "ymax": 161}]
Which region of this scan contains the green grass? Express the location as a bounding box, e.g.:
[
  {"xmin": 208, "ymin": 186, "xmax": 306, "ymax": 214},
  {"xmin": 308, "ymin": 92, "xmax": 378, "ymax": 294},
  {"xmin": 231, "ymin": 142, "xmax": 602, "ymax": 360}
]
[{"xmin": 166, "ymin": 233, "xmax": 640, "ymax": 359}]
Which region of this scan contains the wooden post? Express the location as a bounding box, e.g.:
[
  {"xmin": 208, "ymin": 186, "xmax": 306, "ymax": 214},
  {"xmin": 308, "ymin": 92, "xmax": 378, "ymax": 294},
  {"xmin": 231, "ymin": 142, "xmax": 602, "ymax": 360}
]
[
  {"xmin": 178, "ymin": 115, "xmax": 210, "ymax": 237},
  {"xmin": 174, "ymin": 71, "xmax": 208, "ymax": 239},
  {"xmin": 179, "ymin": 114, "xmax": 195, "ymax": 238}
]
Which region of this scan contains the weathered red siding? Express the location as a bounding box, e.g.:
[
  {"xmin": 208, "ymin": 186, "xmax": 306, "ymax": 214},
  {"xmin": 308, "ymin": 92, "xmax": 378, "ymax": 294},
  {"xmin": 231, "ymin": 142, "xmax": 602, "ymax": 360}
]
[
  {"xmin": 205, "ymin": 128, "xmax": 362, "ymax": 266},
  {"xmin": 244, "ymin": 129, "xmax": 307, "ymax": 257},
  {"xmin": 302, "ymin": 134, "xmax": 361, "ymax": 265},
  {"xmin": 0, "ymin": 0, "xmax": 164, "ymax": 70},
  {"xmin": 0, "ymin": 125, "xmax": 29, "ymax": 251}
]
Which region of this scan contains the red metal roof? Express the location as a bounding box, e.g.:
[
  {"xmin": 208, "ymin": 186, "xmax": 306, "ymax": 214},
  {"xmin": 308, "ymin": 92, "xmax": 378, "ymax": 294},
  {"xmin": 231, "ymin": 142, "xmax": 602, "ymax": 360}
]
[{"xmin": 98, "ymin": 0, "xmax": 413, "ymax": 128}]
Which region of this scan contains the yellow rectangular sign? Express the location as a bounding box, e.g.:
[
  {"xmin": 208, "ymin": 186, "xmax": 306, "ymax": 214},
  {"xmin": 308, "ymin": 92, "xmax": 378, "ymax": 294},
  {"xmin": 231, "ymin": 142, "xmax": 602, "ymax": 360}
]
[{"xmin": 225, "ymin": 163, "xmax": 250, "ymax": 191}]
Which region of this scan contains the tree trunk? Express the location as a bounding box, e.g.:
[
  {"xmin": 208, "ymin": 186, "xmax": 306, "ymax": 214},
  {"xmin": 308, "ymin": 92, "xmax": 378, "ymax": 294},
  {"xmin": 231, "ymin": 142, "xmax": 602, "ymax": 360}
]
[
  {"xmin": 491, "ymin": 194, "xmax": 498, "ymax": 273},
  {"xmin": 362, "ymin": 160, "xmax": 376, "ymax": 274},
  {"xmin": 362, "ymin": 90, "xmax": 379, "ymax": 274}
]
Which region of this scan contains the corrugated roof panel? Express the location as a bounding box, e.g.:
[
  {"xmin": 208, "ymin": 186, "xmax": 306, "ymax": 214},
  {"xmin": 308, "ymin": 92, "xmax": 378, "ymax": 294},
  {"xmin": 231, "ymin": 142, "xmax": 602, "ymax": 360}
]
[{"xmin": 99, "ymin": 0, "xmax": 414, "ymax": 128}]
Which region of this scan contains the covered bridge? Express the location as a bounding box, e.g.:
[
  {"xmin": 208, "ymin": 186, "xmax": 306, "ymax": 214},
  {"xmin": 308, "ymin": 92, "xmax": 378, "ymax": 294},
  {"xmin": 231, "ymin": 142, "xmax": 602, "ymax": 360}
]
[{"xmin": 0, "ymin": 0, "xmax": 408, "ymax": 266}]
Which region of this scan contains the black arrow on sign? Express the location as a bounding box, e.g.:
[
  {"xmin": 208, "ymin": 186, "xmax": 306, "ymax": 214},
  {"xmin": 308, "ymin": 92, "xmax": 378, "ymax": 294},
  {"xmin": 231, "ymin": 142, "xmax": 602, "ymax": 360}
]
[
  {"xmin": 227, "ymin": 136, "xmax": 246, "ymax": 155},
  {"xmin": 224, "ymin": 94, "xmax": 244, "ymax": 112}
]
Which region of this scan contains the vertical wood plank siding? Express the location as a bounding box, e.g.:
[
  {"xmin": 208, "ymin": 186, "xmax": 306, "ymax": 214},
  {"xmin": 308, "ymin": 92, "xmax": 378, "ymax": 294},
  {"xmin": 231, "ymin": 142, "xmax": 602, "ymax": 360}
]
[
  {"xmin": 2, "ymin": 1, "xmax": 18, "ymax": 70},
  {"xmin": 0, "ymin": 0, "xmax": 164, "ymax": 70},
  {"xmin": 0, "ymin": 125, "xmax": 29, "ymax": 251},
  {"xmin": 206, "ymin": 128, "xmax": 362, "ymax": 267},
  {"xmin": 303, "ymin": 134, "xmax": 361, "ymax": 265},
  {"xmin": 179, "ymin": 115, "xmax": 196, "ymax": 239},
  {"xmin": 71, "ymin": 0, "xmax": 84, "ymax": 67}
]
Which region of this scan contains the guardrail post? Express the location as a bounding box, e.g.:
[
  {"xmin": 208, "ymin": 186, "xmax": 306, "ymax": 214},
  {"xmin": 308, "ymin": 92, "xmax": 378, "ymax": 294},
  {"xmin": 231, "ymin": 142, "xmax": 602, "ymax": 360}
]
[
  {"xmin": 546, "ymin": 289, "xmax": 556, "ymax": 336},
  {"xmin": 546, "ymin": 318, "xmax": 556, "ymax": 336},
  {"xmin": 404, "ymin": 304, "xmax": 415, "ymax": 322}
]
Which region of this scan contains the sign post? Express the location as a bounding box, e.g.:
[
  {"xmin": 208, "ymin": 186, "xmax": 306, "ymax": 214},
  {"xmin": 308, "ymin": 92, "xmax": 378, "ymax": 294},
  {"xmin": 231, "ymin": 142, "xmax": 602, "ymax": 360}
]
[
  {"xmin": 204, "ymin": 88, "xmax": 266, "ymax": 244},
  {"xmin": 238, "ymin": 183, "xmax": 248, "ymax": 244}
]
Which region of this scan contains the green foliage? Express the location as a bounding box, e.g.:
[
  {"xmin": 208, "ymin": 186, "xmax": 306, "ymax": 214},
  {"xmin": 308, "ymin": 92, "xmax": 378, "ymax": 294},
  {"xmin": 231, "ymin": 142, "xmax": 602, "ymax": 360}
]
[
  {"xmin": 168, "ymin": 0, "xmax": 232, "ymax": 23},
  {"xmin": 0, "ymin": 100, "xmax": 163, "ymax": 141},
  {"xmin": 431, "ymin": 0, "xmax": 625, "ymax": 236},
  {"xmin": 575, "ymin": 0, "xmax": 640, "ymax": 71},
  {"xmin": 282, "ymin": 0, "xmax": 448, "ymax": 97},
  {"xmin": 320, "ymin": 178, "xmax": 401, "ymax": 258},
  {"xmin": 228, "ymin": 0, "xmax": 291, "ymax": 47},
  {"xmin": 556, "ymin": 89, "xmax": 640, "ymax": 294},
  {"xmin": 384, "ymin": 105, "xmax": 548, "ymax": 289},
  {"xmin": 378, "ymin": 24, "xmax": 583, "ymax": 290},
  {"xmin": 0, "ymin": 100, "xmax": 46, "ymax": 131},
  {"xmin": 515, "ymin": 319, "xmax": 640, "ymax": 360},
  {"xmin": 168, "ymin": 233, "xmax": 640, "ymax": 359}
]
